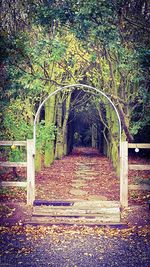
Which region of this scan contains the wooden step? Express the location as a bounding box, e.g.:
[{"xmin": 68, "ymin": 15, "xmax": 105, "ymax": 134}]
[
  {"xmin": 33, "ymin": 206, "xmax": 120, "ymax": 216},
  {"xmin": 28, "ymin": 200, "xmax": 121, "ymax": 225},
  {"xmin": 26, "ymin": 215, "xmax": 121, "ymax": 226},
  {"xmin": 33, "ymin": 200, "xmax": 120, "ymax": 208},
  {"xmin": 32, "ymin": 215, "xmax": 120, "ymax": 222}
]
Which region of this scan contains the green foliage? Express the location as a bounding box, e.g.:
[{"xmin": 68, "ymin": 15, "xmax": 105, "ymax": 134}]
[
  {"xmin": 139, "ymin": 50, "xmax": 150, "ymax": 70},
  {"xmin": 50, "ymin": 39, "xmax": 67, "ymax": 62},
  {"xmin": 36, "ymin": 121, "xmax": 57, "ymax": 152},
  {"xmin": 9, "ymin": 147, "xmax": 26, "ymax": 162},
  {"xmin": 1, "ymin": 0, "xmax": 149, "ymax": 162},
  {"xmin": 73, "ymin": 0, "xmax": 118, "ymax": 43},
  {"xmin": 2, "ymin": 116, "xmax": 32, "ymax": 140},
  {"xmin": 0, "ymin": 34, "xmax": 10, "ymax": 62},
  {"xmin": 34, "ymin": 1, "xmax": 74, "ymax": 28},
  {"xmin": 130, "ymin": 107, "xmax": 150, "ymax": 136},
  {"xmin": 1, "ymin": 98, "xmax": 33, "ymax": 140},
  {"xmin": 130, "ymin": 123, "xmax": 142, "ymax": 136}
]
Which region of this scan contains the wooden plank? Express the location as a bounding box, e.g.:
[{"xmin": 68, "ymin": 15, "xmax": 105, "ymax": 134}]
[
  {"xmin": 120, "ymin": 141, "xmax": 128, "ymax": 207},
  {"xmin": 129, "ymin": 164, "xmax": 150, "ymax": 170},
  {"xmin": 33, "ymin": 206, "xmax": 120, "ymax": 212},
  {"xmin": 1, "ymin": 181, "xmax": 27, "ymax": 187},
  {"xmin": 74, "ymin": 201, "xmax": 120, "ymax": 208},
  {"xmin": 129, "ymin": 184, "xmax": 150, "ymax": 191},
  {"xmin": 33, "ymin": 204, "xmax": 120, "ymax": 211},
  {"xmin": 0, "ymin": 141, "xmax": 27, "ymax": 146},
  {"xmin": 26, "ymin": 220, "xmax": 123, "ymax": 226},
  {"xmin": 28, "ymin": 215, "xmax": 121, "ymax": 224},
  {"xmin": 34, "ymin": 200, "xmax": 74, "ymax": 206},
  {"xmin": 33, "ymin": 207, "xmax": 120, "ymax": 216},
  {"xmin": 128, "ymin": 143, "xmax": 150, "ymax": 149},
  {"xmin": 0, "ymin": 162, "xmax": 27, "ymax": 167},
  {"xmin": 27, "ymin": 139, "xmax": 35, "ymax": 206},
  {"xmin": 26, "ymin": 220, "xmax": 124, "ymax": 226},
  {"xmin": 32, "ymin": 214, "xmax": 120, "ymax": 220},
  {"xmin": 33, "ymin": 200, "xmax": 120, "ymax": 208}
]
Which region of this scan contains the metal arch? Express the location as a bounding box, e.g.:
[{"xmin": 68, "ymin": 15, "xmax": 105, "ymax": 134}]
[{"xmin": 33, "ymin": 84, "xmax": 122, "ymax": 155}]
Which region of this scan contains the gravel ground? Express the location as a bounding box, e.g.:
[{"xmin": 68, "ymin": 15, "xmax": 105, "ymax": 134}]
[{"xmin": 0, "ymin": 227, "xmax": 150, "ymax": 267}]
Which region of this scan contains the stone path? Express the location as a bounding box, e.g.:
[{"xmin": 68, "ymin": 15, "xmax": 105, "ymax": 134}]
[
  {"xmin": 69, "ymin": 158, "xmax": 108, "ymax": 201},
  {"xmin": 35, "ymin": 147, "xmax": 120, "ymax": 201},
  {"xmin": 70, "ymin": 162, "xmax": 92, "ymax": 197}
]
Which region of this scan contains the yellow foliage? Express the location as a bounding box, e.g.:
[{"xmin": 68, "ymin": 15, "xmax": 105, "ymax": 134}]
[{"xmin": 11, "ymin": 145, "xmax": 16, "ymax": 150}]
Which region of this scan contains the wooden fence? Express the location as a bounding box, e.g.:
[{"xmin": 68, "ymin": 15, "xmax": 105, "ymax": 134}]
[
  {"xmin": 0, "ymin": 140, "xmax": 35, "ymax": 205},
  {"xmin": 120, "ymin": 142, "xmax": 150, "ymax": 207},
  {"xmin": 0, "ymin": 140, "xmax": 149, "ymax": 207}
]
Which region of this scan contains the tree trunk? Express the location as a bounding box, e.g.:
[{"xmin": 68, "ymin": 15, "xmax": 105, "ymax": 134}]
[
  {"xmin": 105, "ymin": 104, "xmax": 119, "ymax": 174},
  {"xmin": 44, "ymin": 95, "xmax": 55, "ymax": 166},
  {"xmin": 62, "ymin": 93, "xmax": 71, "ymax": 155},
  {"xmin": 55, "ymin": 93, "xmax": 71, "ymax": 158},
  {"xmin": 35, "ymin": 147, "xmax": 42, "ymax": 171},
  {"xmin": 55, "ymin": 98, "xmax": 64, "ymax": 159},
  {"xmin": 91, "ymin": 124, "xmax": 98, "ymax": 148}
]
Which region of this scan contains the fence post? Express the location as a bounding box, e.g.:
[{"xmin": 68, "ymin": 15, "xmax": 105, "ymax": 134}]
[
  {"xmin": 27, "ymin": 139, "xmax": 35, "ymax": 205},
  {"xmin": 120, "ymin": 141, "xmax": 128, "ymax": 207}
]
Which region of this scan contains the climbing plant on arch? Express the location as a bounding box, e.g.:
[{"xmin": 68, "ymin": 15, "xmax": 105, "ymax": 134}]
[{"xmin": 31, "ymin": 84, "xmax": 128, "ymax": 207}]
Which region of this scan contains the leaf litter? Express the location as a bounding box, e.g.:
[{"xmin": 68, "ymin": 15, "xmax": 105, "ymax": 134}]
[{"xmin": 0, "ymin": 147, "xmax": 150, "ymax": 263}]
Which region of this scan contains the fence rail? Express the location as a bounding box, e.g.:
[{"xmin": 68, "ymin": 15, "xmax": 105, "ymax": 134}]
[
  {"xmin": 0, "ymin": 162, "xmax": 27, "ymax": 167},
  {"xmin": 0, "ymin": 181, "xmax": 27, "ymax": 187},
  {"xmin": 128, "ymin": 143, "xmax": 150, "ymax": 149},
  {"xmin": 0, "ymin": 141, "xmax": 27, "ymax": 146},
  {"xmin": 129, "ymin": 164, "xmax": 150, "ymax": 171}
]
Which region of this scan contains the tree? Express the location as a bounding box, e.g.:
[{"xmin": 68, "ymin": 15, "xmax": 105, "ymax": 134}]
[{"xmin": 1, "ymin": 0, "xmax": 149, "ymax": 172}]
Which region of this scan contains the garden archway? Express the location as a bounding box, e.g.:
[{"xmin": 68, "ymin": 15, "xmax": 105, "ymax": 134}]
[
  {"xmin": 32, "ymin": 84, "xmax": 127, "ymax": 207},
  {"xmin": 33, "ymin": 84, "xmax": 121, "ymax": 152}
]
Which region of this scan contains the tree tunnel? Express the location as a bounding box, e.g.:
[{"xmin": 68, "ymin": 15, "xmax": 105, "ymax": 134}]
[
  {"xmin": 67, "ymin": 89, "xmax": 104, "ymax": 152},
  {"xmin": 33, "ymin": 84, "xmax": 121, "ymax": 171}
]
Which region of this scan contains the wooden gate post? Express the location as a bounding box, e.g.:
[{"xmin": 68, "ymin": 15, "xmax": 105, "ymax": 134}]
[
  {"xmin": 27, "ymin": 139, "xmax": 35, "ymax": 205},
  {"xmin": 120, "ymin": 141, "xmax": 128, "ymax": 207}
]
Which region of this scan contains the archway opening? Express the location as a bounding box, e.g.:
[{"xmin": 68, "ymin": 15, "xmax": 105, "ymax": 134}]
[
  {"xmin": 34, "ymin": 84, "xmax": 121, "ymax": 161},
  {"xmin": 33, "ymin": 84, "xmax": 122, "ymax": 204}
]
